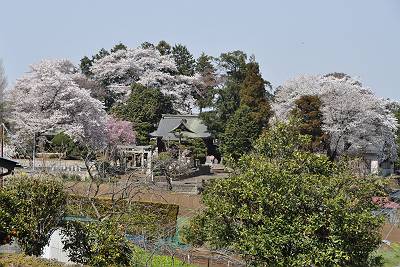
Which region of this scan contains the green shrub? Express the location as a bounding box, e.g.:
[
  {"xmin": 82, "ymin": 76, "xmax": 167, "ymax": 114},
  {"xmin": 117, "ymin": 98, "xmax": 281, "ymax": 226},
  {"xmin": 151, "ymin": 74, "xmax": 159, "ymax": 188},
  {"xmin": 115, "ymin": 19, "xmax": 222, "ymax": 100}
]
[
  {"xmin": 66, "ymin": 195, "xmax": 179, "ymax": 239},
  {"xmin": 2, "ymin": 174, "xmax": 67, "ymax": 256},
  {"xmin": 0, "ymin": 253, "xmax": 69, "ymax": 267}
]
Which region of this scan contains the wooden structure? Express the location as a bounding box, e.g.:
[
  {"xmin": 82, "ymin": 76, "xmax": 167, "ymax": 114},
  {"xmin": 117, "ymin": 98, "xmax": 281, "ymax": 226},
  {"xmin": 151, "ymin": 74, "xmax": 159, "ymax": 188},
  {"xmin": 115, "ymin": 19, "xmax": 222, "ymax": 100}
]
[{"xmin": 150, "ymin": 114, "xmax": 216, "ymax": 160}]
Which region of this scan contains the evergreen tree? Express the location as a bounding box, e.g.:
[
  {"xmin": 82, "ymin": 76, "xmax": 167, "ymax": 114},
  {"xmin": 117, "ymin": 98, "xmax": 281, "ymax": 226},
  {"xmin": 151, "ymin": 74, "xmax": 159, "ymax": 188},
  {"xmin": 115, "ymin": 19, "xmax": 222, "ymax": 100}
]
[
  {"xmin": 112, "ymin": 83, "xmax": 175, "ymax": 144},
  {"xmin": 218, "ymin": 50, "xmax": 248, "ymax": 82},
  {"xmin": 110, "ymin": 42, "xmax": 127, "ymax": 53},
  {"xmin": 80, "ymin": 47, "xmax": 110, "ymax": 76},
  {"xmin": 172, "ymin": 44, "xmax": 195, "ymax": 76},
  {"xmin": 220, "ymin": 105, "xmax": 261, "ymax": 160},
  {"xmin": 141, "ymin": 41, "xmax": 155, "ymax": 49},
  {"xmin": 200, "ymin": 51, "xmax": 248, "ymax": 140},
  {"xmin": 196, "ymin": 52, "xmax": 215, "ymax": 73},
  {"xmin": 240, "ymin": 62, "xmax": 272, "ymax": 128},
  {"xmin": 92, "ymin": 48, "xmax": 110, "ymax": 61},
  {"xmin": 194, "ymin": 53, "xmax": 217, "ymax": 112},
  {"xmin": 184, "ymin": 121, "xmax": 385, "ymax": 266},
  {"xmin": 291, "ymin": 95, "xmax": 326, "ymax": 151},
  {"xmin": 156, "ymin": 40, "xmax": 171, "ymax": 55},
  {"xmin": 80, "ymin": 56, "xmax": 93, "ymax": 76}
]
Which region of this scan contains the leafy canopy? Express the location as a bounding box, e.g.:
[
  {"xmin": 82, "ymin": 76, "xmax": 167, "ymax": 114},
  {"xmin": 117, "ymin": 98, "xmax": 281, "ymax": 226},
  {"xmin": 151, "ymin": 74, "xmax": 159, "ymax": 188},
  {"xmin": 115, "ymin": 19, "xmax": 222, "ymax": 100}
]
[
  {"xmin": 184, "ymin": 121, "xmax": 385, "ymax": 267},
  {"xmin": 220, "ymin": 105, "xmax": 261, "ymax": 161},
  {"xmin": 112, "ymin": 83, "xmax": 175, "ymax": 144},
  {"xmin": 3, "ymin": 175, "xmax": 67, "ymax": 256}
]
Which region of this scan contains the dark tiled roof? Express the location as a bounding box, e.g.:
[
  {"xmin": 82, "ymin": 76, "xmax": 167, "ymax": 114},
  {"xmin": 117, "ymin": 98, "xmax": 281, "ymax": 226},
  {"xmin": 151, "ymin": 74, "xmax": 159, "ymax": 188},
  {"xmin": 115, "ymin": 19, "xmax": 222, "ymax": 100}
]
[
  {"xmin": 0, "ymin": 157, "xmax": 21, "ymax": 170},
  {"xmin": 150, "ymin": 114, "xmax": 211, "ymax": 140}
]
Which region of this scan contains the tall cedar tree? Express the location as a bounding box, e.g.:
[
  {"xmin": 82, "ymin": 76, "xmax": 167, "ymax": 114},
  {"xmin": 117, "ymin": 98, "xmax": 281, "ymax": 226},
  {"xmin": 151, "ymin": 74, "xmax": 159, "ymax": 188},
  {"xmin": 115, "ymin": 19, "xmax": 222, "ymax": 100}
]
[
  {"xmin": 156, "ymin": 40, "xmax": 171, "ymax": 55},
  {"xmin": 80, "ymin": 56, "xmax": 93, "ymax": 77},
  {"xmin": 172, "ymin": 44, "xmax": 195, "ymax": 76},
  {"xmin": 239, "ymin": 62, "xmax": 272, "ymax": 128},
  {"xmin": 200, "ymin": 51, "xmax": 248, "ymax": 140},
  {"xmin": 194, "ymin": 53, "xmax": 217, "ymax": 112},
  {"xmin": 291, "ymin": 95, "xmax": 326, "ymax": 151}
]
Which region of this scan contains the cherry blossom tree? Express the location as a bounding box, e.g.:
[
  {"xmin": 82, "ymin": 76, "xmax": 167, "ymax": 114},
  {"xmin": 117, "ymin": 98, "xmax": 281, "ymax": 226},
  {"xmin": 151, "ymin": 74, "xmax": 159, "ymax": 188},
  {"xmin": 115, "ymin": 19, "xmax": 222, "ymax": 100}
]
[
  {"xmin": 90, "ymin": 47, "xmax": 200, "ymax": 113},
  {"xmin": 105, "ymin": 116, "xmax": 135, "ymax": 146},
  {"xmin": 273, "ymin": 74, "xmax": 398, "ymax": 161},
  {"xmin": 9, "ymin": 59, "xmax": 107, "ymax": 151},
  {"xmin": 0, "ymin": 60, "xmax": 7, "ymax": 124}
]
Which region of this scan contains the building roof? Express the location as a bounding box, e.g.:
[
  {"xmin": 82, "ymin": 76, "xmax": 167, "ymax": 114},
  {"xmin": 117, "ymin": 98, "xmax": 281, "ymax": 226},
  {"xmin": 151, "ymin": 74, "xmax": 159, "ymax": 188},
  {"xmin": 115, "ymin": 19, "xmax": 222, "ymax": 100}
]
[
  {"xmin": 0, "ymin": 157, "xmax": 21, "ymax": 170},
  {"xmin": 150, "ymin": 114, "xmax": 211, "ymax": 141}
]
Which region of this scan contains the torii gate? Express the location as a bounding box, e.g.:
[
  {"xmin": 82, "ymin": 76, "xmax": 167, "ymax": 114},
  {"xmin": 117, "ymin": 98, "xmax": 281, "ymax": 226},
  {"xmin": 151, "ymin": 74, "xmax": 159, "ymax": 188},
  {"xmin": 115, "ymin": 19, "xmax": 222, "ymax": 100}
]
[{"xmin": 117, "ymin": 145, "xmax": 153, "ymax": 179}]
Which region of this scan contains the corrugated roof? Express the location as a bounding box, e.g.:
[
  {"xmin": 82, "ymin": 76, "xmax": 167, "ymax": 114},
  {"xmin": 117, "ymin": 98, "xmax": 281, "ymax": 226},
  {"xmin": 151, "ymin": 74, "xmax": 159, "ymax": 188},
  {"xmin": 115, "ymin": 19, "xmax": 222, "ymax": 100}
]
[{"xmin": 150, "ymin": 114, "xmax": 211, "ymax": 140}]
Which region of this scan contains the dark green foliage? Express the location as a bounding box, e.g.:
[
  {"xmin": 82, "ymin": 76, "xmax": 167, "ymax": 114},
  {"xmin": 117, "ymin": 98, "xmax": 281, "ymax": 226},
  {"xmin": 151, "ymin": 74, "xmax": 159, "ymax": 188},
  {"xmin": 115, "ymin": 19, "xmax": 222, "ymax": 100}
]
[
  {"xmin": 92, "ymin": 48, "xmax": 110, "ymax": 61},
  {"xmin": 185, "ymin": 138, "xmax": 207, "ymax": 162},
  {"xmin": 50, "ymin": 132, "xmax": 87, "ymax": 159},
  {"xmin": 156, "ymin": 40, "xmax": 171, "ymax": 55},
  {"xmin": 200, "ymin": 80, "xmax": 241, "ymax": 140},
  {"xmin": 5, "ymin": 175, "xmax": 67, "ymax": 256},
  {"xmin": 0, "ymin": 191, "xmax": 15, "ymax": 245},
  {"xmin": 61, "ymin": 219, "xmax": 192, "ymax": 267},
  {"xmin": 80, "ymin": 43, "xmax": 124, "ymax": 76},
  {"xmin": 214, "ymin": 80, "xmax": 241, "ymax": 122},
  {"xmin": 141, "ymin": 41, "xmax": 155, "ymax": 49},
  {"xmin": 184, "ymin": 121, "xmax": 385, "ymax": 266},
  {"xmin": 194, "ymin": 53, "xmax": 217, "ymax": 112},
  {"xmin": 66, "ymin": 195, "xmax": 179, "ymax": 239},
  {"xmin": 80, "ymin": 56, "xmax": 93, "ymax": 76},
  {"xmin": 110, "ymin": 42, "xmax": 127, "ymax": 53},
  {"xmin": 240, "ymin": 62, "xmax": 272, "ymax": 128},
  {"xmin": 112, "ymin": 83, "xmax": 175, "ymax": 144},
  {"xmin": 172, "ymin": 44, "xmax": 195, "ymax": 76},
  {"xmin": 200, "ymin": 50, "xmax": 248, "ymax": 139},
  {"xmin": 255, "ymin": 119, "xmax": 312, "ymax": 160},
  {"xmin": 291, "ymin": 95, "xmax": 326, "ymax": 151},
  {"xmin": 218, "ymin": 50, "xmax": 248, "ymax": 82},
  {"xmin": 62, "ymin": 220, "xmax": 133, "ymax": 266},
  {"xmin": 196, "ymin": 52, "xmax": 215, "ymax": 74},
  {"xmin": 220, "ymin": 105, "xmax": 261, "ymax": 160},
  {"xmin": 199, "ymin": 110, "xmax": 224, "ymax": 139}
]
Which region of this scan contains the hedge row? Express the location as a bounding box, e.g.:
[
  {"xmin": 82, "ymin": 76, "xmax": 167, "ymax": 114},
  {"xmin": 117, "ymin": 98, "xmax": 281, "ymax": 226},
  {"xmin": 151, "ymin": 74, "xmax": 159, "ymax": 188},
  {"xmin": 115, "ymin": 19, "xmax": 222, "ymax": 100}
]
[{"xmin": 66, "ymin": 195, "xmax": 179, "ymax": 238}]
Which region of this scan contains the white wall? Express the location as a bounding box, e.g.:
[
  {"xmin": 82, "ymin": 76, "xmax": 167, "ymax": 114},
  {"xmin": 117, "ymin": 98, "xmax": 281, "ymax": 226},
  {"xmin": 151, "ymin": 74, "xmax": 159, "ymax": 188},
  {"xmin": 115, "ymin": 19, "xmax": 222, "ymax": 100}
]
[{"xmin": 41, "ymin": 229, "xmax": 72, "ymax": 264}]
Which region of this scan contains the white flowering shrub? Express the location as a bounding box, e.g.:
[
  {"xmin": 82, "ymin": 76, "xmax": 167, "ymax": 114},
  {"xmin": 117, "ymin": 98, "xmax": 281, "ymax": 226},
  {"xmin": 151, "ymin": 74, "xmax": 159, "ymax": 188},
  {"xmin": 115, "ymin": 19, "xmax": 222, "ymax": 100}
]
[
  {"xmin": 9, "ymin": 59, "xmax": 107, "ymax": 150},
  {"xmin": 273, "ymin": 74, "xmax": 398, "ymax": 161}
]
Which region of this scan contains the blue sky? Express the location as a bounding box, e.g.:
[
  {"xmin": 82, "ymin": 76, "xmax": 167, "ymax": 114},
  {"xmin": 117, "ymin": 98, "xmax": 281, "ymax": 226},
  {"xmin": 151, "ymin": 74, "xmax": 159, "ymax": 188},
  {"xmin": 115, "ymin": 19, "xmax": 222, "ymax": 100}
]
[{"xmin": 1, "ymin": 0, "xmax": 399, "ymax": 99}]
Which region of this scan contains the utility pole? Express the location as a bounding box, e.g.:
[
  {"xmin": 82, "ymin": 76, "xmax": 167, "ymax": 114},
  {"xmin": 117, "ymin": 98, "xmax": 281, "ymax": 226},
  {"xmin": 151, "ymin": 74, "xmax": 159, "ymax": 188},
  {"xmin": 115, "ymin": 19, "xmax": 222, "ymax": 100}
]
[
  {"xmin": 1, "ymin": 123, "xmax": 3, "ymax": 158},
  {"xmin": 0, "ymin": 123, "xmax": 3, "ymax": 187},
  {"xmin": 32, "ymin": 132, "xmax": 36, "ymax": 171}
]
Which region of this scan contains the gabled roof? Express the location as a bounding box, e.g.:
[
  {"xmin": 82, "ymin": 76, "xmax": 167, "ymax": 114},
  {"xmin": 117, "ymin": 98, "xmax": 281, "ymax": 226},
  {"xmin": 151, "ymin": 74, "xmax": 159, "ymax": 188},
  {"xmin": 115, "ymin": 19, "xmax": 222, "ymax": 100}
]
[{"xmin": 150, "ymin": 114, "xmax": 211, "ymax": 140}]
